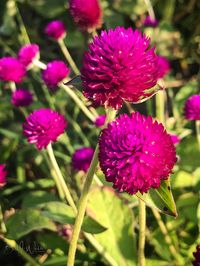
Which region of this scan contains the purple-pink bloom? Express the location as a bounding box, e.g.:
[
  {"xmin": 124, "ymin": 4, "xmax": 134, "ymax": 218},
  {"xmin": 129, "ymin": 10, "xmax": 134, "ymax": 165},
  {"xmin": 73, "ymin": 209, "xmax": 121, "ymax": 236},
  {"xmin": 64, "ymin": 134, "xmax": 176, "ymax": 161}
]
[
  {"xmin": 157, "ymin": 55, "xmax": 170, "ymax": 78},
  {"xmin": 18, "ymin": 44, "xmax": 39, "ymax": 67},
  {"xmin": 143, "ymin": 15, "xmax": 158, "ymax": 27},
  {"xmin": 0, "ymin": 57, "xmax": 26, "ymax": 83},
  {"xmin": 170, "ymin": 134, "xmax": 181, "ymax": 145},
  {"xmin": 99, "ymin": 112, "xmax": 177, "ymax": 194},
  {"xmin": 0, "ymin": 164, "xmax": 7, "ymax": 187},
  {"xmin": 11, "ymin": 89, "xmax": 33, "ymax": 107},
  {"xmin": 81, "ymin": 27, "xmax": 159, "ymax": 109},
  {"xmin": 193, "ymin": 245, "xmax": 200, "ymax": 266},
  {"xmin": 23, "ymin": 109, "xmax": 67, "ymax": 150},
  {"xmin": 184, "ymin": 94, "xmax": 200, "ymax": 121},
  {"xmin": 44, "ymin": 21, "xmax": 66, "ymax": 40},
  {"xmin": 72, "ymin": 147, "xmax": 94, "ymax": 172},
  {"xmin": 94, "ymin": 115, "xmax": 106, "ymax": 127},
  {"xmin": 42, "ymin": 60, "xmax": 70, "ymax": 90},
  {"xmin": 69, "ymin": 0, "xmax": 102, "ymax": 31}
]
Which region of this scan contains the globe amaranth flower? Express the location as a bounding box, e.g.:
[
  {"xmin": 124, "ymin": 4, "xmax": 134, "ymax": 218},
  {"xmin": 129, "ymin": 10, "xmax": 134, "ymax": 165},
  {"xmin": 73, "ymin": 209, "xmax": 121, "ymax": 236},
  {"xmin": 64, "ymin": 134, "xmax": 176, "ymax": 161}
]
[
  {"xmin": 157, "ymin": 55, "xmax": 170, "ymax": 78},
  {"xmin": 0, "ymin": 57, "xmax": 26, "ymax": 83},
  {"xmin": 72, "ymin": 147, "xmax": 94, "ymax": 172},
  {"xmin": 99, "ymin": 112, "xmax": 177, "ymax": 194},
  {"xmin": 42, "ymin": 60, "xmax": 70, "ymax": 90},
  {"xmin": 143, "ymin": 15, "xmax": 158, "ymax": 27},
  {"xmin": 81, "ymin": 27, "xmax": 159, "ymax": 109},
  {"xmin": 69, "ymin": 0, "xmax": 102, "ymax": 31},
  {"xmin": 193, "ymin": 245, "xmax": 200, "ymax": 266},
  {"xmin": 170, "ymin": 134, "xmax": 181, "ymax": 145},
  {"xmin": 94, "ymin": 115, "xmax": 106, "ymax": 127},
  {"xmin": 23, "ymin": 109, "xmax": 67, "ymax": 150},
  {"xmin": 18, "ymin": 44, "xmax": 39, "ymax": 67},
  {"xmin": 0, "ymin": 164, "xmax": 7, "ymax": 187},
  {"xmin": 11, "ymin": 89, "xmax": 33, "ymax": 107},
  {"xmin": 44, "ymin": 20, "xmax": 66, "ymax": 40},
  {"xmin": 184, "ymin": 94, "xmax": 200, "ymax": 120}
]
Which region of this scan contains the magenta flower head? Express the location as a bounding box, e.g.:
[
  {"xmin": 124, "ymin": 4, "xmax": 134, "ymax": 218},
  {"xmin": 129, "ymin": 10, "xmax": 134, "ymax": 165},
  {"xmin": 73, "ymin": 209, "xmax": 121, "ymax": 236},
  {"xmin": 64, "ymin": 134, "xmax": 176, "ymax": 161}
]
[
  {"xmin": 94, "ymin": 115, "xmax": 106, "ymax": 127},
  {"xmin": 23, "ymin": 109, "xmax": 67, "ymax": 150},
  {"xmin": 157, "ymin": 55, "xmax": 170, "ymax": 78},
  {"xmin": 42, "ymin": 60, "xmax": 70, "ymax": 90},
  {"xmin": 184, "ymin": 94, "xmax": 200, "ymax": 121},
  {"xmin": 143, "ymin": 15, "xmax": 158, "ymax": 27},
  {"xmin": 99, "ymin": 112, "xmax": 177, "ymax": 194},
  {"xmin": 18, "ymin": 44, "xmax": 39, "ymax": 67},
  {"xmin": 192, "ymin": 245, "xmax": 200, "ymax": 266},
  {"xmin": 11, "ymin": 89, "xmax": 33, "ymax": 107},
  {"xmin": 72, "ymin": 147, "xmax": 94, "ymax": 172},
  {"xmin": 0, "ymin": 164, "xmax": 7, "ymax": 188},
  {"xmin": 0, "ymin": 57, "xmax": 26, "ymax": 83},
  {"xmin": 170, "ymin": 134, "xmax": 181, "ymax": 145},
  {"xmin": 81, "ymin": 27, "xmax": 159, "ymax": 109},
  {"xmin": 69, "ymin": 0, "xmax": 102, "ymax": 31},
  {"xmin": 44, "ymin": 20, "xmax": 66, "ymax": 40}
]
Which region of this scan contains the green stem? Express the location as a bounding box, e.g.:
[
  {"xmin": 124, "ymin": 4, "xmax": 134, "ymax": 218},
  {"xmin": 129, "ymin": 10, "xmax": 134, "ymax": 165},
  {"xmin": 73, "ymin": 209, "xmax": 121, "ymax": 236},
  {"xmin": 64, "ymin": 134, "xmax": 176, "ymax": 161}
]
[
  {"xmin": 196, "ymin": 120, "xmax": 200, "ymax": 150},
  {"xmin": 143, "ymin": 0, "xmax": 155, "ymax": 20},
  {"xmin": 46, "ymin": 143, "xmax": 77, "ymax": 213},
  {"xmin": 2, "ymin": 237, "xmax": 40, "ymax": 266},
  {"xmin": 60, "ymin": 83, "xmax": 96, "ymax": 122},
  {"xmin": 156, "ymin": 90, "xmax": 165, "ymax": 124},
  {"xmin": 67, "ymin": 108, "xmax": 116, "ymax": 266},
  {"xmin": 9, "ymin": 82, "xmax": 16, "ymax": 92},
  {"xmin": 57, "ymin": 38, "xmax": 80, "ymax": 75},
  {"xmin": 138, "ymin": 200, "xmax": 146, "ymax": 266}
]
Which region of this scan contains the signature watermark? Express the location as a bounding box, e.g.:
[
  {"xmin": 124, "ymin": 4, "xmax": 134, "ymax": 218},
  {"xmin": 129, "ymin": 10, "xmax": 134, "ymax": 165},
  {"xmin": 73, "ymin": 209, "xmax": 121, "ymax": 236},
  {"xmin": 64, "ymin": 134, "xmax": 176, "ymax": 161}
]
[{"xmin": 4, "ymin": 241, "xmax": 46, "ymax": 255}]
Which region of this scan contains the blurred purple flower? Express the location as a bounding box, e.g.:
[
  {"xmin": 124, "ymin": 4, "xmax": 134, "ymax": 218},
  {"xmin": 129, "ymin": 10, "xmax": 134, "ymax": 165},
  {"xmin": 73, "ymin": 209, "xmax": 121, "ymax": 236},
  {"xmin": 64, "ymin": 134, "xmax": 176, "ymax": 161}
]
[
  {"xmin": 0, "ymin": 164, "xmax": 7, "ymax": 187},
  {"xmin": 157, "ymin": 55, "xmax": 170, "ymax": 78},
  {"xmin": 44, "ymin": 20, "xmax": 66, "ymax": 40},
  {"xmin": 170, "ymin": 134, "xmax": 181, "ymax": 145},
  {"xmin": 18, "ymin": 44, "xmax": 39, "ymax": 67},
  {"xmin": 81, "ymin": 27, "xmax": 159, "ymax": 109},
  {"xmin": 193, "ymin": 245, "xmax": 200, "ymax": 266},
  {"xmin": 12, "ymin": 89, "xmax": 33, "ymax": 107},
  {"xmin": 94, "ymin": 115, "xmax": 106, "ymax": 127},
  {"xmin": 143, "ymin": 15, "xmax": 158, "ymax": 27},
  {"xmin": 72, "ymin": 147, "xmax": 94, "ymax": 172},
  {"xmin": 69, "ymin": 0, "xmax": 102, "ymax": 31},
  {"xmin": 184, "ymin": 94, "xmax": 200, "ymax": 121},
  {"xmin": 0, "ymin": 57, "xmax": 26, "ymax": 83},
  {"xmin": 99, "ymin": 112, "xmax": 177, "ymax": 194},
  {"xmin": 42, "ymin": 60, "xmax": 70, "ymax": 90},
  {"xmin": 23, "ymin": 109, "xmax": 67, "ymax": 150}
]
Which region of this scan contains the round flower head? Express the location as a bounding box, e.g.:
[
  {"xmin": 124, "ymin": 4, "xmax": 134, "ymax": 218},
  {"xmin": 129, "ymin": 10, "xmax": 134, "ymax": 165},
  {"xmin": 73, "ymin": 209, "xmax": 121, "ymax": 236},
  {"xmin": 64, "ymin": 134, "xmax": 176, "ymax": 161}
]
[
  {"xmin": 143, "ymin": 15, "xmax": 158, "ymax": 27},
  {"xmin": 99, "ymin": 112, "xmax": 177, "ymax": 194},
  {"xmin": 157, "ymin": 55, "xmax": 170, "ymax": 78},
  {"xmin": 94, "ymin": 115, "xmax": 106, "ymax": 127},
  {"xmin": 81, "ymin": 27, "xmax": 159, "ymax": 109},
  {"xmin": 72, "ymin": 147, "xmax": 94, "ymax": 172},
  {"xmin": 69, "ymin": 0, "xmax": 102, "ymax": 31},
  {"xmin": 0, "ymin": 164, "xmax": 7, "ymax": 188},
  {"xmin": 44, "ymin": 20, "xmax": 66, "ymax": 40},
  {"xmin": 42, "ymin": 60, "xmax": 70, "ymax": 90},
  {"xmin": 170, "ymin": 134, "xmax": 181, "ymax": 145},
  {"xmin": 184, "ymin": 94, "xmax": 200, "ymax": 121},
  {"xmin": 11, "ymin": 89, "xmax": 33, "ymax": 107},
  {"xmin": 23, "ymin": 109, "xmax": 67, "ymax": 150},
  {"xmin": 193, "ymin": 245, "xmax": 200, "ymax": 266},
  {"xmin": 0, "ymin": 57, "xmax": 26, "ymax": 83},
  {"xmin": 18, "ymin": 44, "xmax": 39, "ymax": 67}
]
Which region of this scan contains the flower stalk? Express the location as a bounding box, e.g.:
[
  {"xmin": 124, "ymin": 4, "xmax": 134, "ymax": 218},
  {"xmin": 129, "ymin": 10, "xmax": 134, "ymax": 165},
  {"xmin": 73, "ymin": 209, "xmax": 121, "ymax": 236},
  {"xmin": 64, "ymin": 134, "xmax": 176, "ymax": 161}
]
[
  {"xmin": 138, "ymin": 199, "xmax": 146, "ymax": 266},
  {"xmin": 196, "ymin": 120, "xmax": 200, "ymax": 150},
  {"xmin": 57, "ymin": 38, "xmax": 80, "ymax": 75},
  {"xmin": 67, "ymin": 108, "xmax": 116, "ymax": 266}
]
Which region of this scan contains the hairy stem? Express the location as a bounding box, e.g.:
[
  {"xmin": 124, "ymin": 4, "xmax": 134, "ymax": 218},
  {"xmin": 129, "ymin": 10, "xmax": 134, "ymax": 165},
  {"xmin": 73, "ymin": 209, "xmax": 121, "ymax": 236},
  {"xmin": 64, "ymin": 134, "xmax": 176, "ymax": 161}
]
[{"xmin": 138, "ymin": 200, "xmax": 146, "ymax": 266}]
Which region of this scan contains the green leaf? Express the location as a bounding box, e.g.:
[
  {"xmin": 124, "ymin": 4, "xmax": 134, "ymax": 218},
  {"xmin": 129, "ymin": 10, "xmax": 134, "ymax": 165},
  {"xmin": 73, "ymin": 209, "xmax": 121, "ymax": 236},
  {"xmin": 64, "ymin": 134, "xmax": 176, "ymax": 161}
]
[
  {"xmin": 136, "ymin": 179, "xmax": 177, "ymax": 217},
  {"xmin": 22, "ymin": 191, "xmax": 59, "ymax": 208},
  {"xmin": 6, "ymin": 209, "xmax": 57, "ymax": 240},
  {"xmin": 40, "ymin": 201, "xmax": 107, "ymax": 234},
  {"xmin": 87, "ymin": 186, "xmax": 137, "ymax": 266}
]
